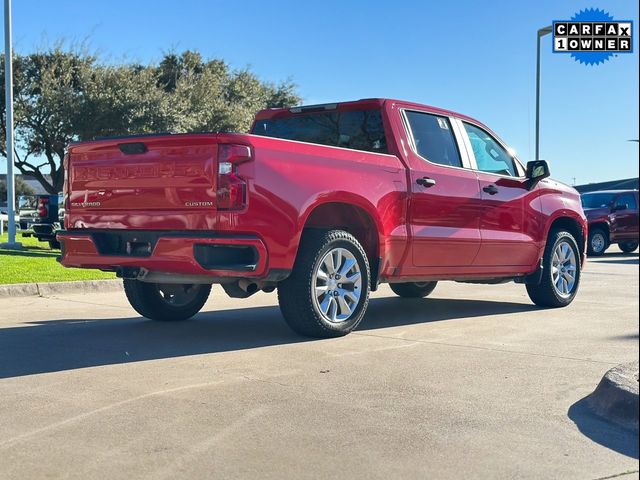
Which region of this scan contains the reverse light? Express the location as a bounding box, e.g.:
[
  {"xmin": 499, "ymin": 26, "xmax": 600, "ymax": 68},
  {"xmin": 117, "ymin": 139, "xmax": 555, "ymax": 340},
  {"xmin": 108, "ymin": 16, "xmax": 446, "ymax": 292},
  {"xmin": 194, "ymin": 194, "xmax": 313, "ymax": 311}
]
[{"xmin": 216, "ymin": 144, "xmax": 252, "ymax": 210}]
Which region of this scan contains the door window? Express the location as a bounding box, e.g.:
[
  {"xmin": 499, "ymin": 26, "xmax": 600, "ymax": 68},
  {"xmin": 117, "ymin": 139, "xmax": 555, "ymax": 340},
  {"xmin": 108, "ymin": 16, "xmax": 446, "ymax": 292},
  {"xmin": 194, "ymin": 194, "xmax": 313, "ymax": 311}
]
[
  {"xmin": 463, "ymin": 123, "xmax": 517, "ymax": 177},
  {"xmin": 617, "ymin": 193, "xmax": 638, "ymax": 210},
  {"xmin": 405, "ymin": 111, "xmax": 462, "ymax": 168}
]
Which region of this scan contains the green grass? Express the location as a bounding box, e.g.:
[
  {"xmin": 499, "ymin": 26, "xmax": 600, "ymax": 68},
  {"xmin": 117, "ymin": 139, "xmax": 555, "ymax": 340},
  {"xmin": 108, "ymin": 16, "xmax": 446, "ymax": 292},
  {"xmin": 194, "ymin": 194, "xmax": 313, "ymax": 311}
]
[{"xmin": 0, "ymin": 232, "xmax": 116, "ymax": 285}]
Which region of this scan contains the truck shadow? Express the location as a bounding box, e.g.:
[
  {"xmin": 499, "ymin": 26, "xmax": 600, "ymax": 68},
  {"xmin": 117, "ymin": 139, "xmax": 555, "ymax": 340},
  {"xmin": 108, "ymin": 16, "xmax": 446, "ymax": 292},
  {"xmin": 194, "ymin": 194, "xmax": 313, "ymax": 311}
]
[
  {"xmin": 0, "ymin": 297, "xmax": 536, "ymax": 379},
  {"xmin": 568, "ymin": 396, "xmax": 639, "ymax": 459},
  {"xmin": 590, "ymin": 252, "xmax": 639, "ymax": 265}
]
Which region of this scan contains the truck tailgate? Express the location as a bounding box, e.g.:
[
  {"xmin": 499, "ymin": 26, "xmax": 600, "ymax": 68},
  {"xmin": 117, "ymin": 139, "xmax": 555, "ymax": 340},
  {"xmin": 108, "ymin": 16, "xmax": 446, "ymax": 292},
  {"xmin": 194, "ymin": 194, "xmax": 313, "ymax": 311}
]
[{"xmin": 66, "ymin": 134, "xmax": 220, "ymax": 230}]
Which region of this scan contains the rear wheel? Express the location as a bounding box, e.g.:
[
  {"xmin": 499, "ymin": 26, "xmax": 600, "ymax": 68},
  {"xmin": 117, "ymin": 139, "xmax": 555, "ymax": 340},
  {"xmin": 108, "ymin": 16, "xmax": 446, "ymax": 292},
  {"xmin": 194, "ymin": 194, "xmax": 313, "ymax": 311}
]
[
  {"xmin": 390, "ymin": 281, "xmax": 438, "ymax": 298},
  {"xmin": 526, "ymin": 230, "xmax": 581, "ymax": 308},
  {"xmin": 619, "ymin": 241, "xmax": 639, "ymax": 253},
  {"xmin": 123, "ymin": 280, "xmax": 211, "ymax": 321},
  {"xmin": 278, "ymin": 230, "xmax": 370, "ymax": 338},
  {"xmin": 587, "ymin": 227, "xmax": 608, "ymax": 256},
  {"xmin": 48, "ymin": 240, "xmax": 61, "ymax": 249}
]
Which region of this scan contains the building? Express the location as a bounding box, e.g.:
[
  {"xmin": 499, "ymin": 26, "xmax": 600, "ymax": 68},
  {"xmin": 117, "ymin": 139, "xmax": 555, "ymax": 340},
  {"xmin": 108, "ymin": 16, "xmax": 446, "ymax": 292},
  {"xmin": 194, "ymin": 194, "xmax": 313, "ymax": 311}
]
[
  {"xmin": 574, "ymin": 177, "xmax": 639, "ymax": 193},
  {"xmin": 0, "ymin": 174, "xmax": 51, "ymax": 195}
]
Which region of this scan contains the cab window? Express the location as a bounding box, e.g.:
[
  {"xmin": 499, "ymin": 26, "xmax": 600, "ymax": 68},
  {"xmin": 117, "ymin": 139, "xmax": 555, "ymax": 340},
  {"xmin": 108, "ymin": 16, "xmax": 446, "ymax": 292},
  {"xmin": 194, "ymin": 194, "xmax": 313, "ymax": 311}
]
[
  {"xmin": 404, "ymin": 111, "xmax": 462, "ymax": 168},
  {"xmin": 463, "ymin": 123, "xmax": 517, "ymax": 177},
  {"xmin": 616, "ymin": 193, "xmax": 638, "ymax": 210}
]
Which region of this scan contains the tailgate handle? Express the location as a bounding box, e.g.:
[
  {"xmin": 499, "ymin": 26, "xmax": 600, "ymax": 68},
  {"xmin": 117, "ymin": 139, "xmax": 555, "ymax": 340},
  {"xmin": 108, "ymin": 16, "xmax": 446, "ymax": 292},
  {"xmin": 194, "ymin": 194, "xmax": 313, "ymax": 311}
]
[{"xmin": 119, "ymin": 142, "xmax": 147, "ymax": 155}]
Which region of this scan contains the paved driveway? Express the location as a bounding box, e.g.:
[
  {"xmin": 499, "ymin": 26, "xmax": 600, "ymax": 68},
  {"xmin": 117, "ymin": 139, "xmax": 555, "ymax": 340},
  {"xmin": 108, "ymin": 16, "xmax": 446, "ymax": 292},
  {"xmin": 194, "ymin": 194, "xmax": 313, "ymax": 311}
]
[{"xmin": 0, "ymin": 254, "xmax": 638, "ymax": 479}]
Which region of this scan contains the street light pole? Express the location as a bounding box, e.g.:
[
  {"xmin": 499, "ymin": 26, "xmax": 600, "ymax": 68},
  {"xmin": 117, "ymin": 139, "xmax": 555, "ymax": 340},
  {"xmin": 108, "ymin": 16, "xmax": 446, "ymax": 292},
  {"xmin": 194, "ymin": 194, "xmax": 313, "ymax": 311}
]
[
  {"xmin": 535, "ymin": 25, "xmax": 553, "ymax": 161},
  {"xmin": 2, "ymin": 0, "xmax": 21, "ymax": 249}
]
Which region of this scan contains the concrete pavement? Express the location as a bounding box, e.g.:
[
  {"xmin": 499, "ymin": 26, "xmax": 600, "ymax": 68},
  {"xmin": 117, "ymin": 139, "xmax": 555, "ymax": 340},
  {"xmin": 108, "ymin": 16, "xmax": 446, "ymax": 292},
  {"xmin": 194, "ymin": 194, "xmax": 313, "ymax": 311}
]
[{"xmin": 0, "ymin": 253, "xmax": 638, "ymax": 479}]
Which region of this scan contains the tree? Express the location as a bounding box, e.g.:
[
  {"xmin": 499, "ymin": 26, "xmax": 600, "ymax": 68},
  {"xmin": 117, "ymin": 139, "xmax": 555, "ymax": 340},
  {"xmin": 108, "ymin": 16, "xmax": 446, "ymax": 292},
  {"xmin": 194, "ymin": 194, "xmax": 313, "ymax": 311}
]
[
  {"xmin": 1, "ymin": 47, "xmax": 300, "ymax": 195},
  {"xmin": 0, "ymin": 176, "xmax": 35, "ymax": 203}
]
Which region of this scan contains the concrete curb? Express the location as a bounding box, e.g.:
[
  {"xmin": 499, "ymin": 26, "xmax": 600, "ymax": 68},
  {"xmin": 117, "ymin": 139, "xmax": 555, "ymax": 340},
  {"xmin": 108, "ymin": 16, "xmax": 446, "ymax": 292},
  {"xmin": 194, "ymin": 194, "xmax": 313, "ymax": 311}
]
[
  {"xmin": 0, "ymin": 279, "xmax": 123, "ymax": 298},
  {"xmin": 587, "ymin": 361, "xmax": 639, "ymax": 432}
]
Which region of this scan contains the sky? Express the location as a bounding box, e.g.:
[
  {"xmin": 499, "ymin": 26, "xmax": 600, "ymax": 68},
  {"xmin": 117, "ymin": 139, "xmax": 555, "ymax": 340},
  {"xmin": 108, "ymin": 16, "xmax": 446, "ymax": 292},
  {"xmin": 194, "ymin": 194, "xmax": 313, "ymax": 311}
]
[{"xmin": 1, "ymin": 0, "xmax": 638, "ymax": 186}]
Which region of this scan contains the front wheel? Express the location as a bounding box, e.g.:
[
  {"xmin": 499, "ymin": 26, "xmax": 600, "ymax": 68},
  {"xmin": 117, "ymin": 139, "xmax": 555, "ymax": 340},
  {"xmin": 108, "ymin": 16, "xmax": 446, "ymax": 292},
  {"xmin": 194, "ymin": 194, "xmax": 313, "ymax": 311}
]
[
  {"xmin": 619, "ymin": 241, "xmax": 639, "ymax": 253},
  {"xmin": 587, "ymin": 227, "xmax": 608, "ymax": 256},
  {"xmin": 526, "ymin": 230, "xmax": 581, "ymax": 308},
  {"xmin": 278, "ymin": 230, "xmax": 370, "ymax": 338},
  {"xmin": 390, "ymin": 281, "xmax": 438, "ymax": 298},
  {"xmin": 123, "ymin": 280, "xmax": 211, "ymax": 321}
]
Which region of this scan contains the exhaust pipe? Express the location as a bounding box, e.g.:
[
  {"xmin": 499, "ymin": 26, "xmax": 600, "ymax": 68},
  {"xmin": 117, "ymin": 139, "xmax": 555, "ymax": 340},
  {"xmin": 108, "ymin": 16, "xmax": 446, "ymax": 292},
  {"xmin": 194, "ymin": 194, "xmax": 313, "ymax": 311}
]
[{"xmin": 222, "ymin": 279, "xmax": 263, "ymax": 298}]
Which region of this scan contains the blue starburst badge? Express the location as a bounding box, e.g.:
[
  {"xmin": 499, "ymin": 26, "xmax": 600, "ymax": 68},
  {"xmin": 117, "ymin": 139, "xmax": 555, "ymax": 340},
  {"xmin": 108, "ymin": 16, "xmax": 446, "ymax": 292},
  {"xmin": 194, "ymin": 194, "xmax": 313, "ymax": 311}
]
[{"xmin": 552, "ymin": 8, "xmax": 633, "ymax": 66}]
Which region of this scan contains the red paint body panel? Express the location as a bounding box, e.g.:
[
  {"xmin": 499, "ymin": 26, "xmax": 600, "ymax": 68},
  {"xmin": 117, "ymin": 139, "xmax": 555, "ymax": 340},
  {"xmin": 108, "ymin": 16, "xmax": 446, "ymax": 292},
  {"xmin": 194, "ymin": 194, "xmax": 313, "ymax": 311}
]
[{"xmin": 59, "ymin": 98, "xmax": 587, "ymax": 283}]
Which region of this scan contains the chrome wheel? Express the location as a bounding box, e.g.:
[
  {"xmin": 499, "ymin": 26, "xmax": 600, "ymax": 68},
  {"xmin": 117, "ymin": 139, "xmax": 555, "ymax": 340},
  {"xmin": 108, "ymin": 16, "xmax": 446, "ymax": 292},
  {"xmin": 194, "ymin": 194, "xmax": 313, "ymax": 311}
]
[
  {"xmin": 156, "ymin": 284, "xmax": 203, "ymax": 307},
  {"xmin": 591, "ymin": 232, "xmax": 606, "ymax": 254},
  {"xmin": 313, "ymin": 247, "xmax": 362, "ymax": 323},
  {"xmin": 551, "ymin": 241, "xmax": 577, "ymax": 298}
]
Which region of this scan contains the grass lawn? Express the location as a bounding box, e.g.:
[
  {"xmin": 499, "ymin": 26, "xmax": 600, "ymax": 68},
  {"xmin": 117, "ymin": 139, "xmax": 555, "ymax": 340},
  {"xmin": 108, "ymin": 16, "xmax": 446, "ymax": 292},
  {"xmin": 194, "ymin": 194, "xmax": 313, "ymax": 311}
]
[{"xmin": 0, "ymin": 232, "xmax": 116, "ymax": 285}]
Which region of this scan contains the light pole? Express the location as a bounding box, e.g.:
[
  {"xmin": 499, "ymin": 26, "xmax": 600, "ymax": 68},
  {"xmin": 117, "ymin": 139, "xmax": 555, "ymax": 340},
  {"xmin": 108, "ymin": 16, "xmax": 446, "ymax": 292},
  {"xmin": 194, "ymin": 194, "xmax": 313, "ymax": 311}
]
[
  {"xmin": 535, "ymin": 25, "xmax": 552, "ymax": 161},
  {"xmin": 2, "ymin": 0, "xmax": 21, "ymax": 249}
]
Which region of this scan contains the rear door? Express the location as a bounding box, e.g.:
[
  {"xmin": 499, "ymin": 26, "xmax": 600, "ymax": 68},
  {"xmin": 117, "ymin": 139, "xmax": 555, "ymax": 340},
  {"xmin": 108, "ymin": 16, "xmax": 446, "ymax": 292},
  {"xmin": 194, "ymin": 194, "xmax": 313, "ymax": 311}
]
[
  {"xmin": 402, "ymin": 109, "xmax": 483, "ymax": 268},
  {"xmin": 458, "ymin": 120, "xmax": 540, "ymax": 267}
]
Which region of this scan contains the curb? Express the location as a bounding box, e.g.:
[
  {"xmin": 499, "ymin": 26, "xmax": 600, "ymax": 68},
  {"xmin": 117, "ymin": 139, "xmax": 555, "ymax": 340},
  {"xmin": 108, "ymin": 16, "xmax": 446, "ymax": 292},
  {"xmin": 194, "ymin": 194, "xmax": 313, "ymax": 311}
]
[
  {"xmin": 0, "ymin": 279, "xmax": 123, "ymax": 298},
  {"xmin": 587, "ymin": 361, "xmax": 639, "ymax": 432}
]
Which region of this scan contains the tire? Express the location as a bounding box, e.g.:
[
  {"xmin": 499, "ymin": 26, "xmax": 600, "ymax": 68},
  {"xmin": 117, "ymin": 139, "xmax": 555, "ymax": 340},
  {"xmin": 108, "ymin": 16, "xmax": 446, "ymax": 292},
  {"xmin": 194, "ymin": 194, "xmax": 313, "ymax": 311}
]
[
  {"xmin": 390, "ymin": 281, "xmax": 438, "ymax": 298},
  {"xmin": 619, "ymin": 241, "xmax": 639, "ymax": 253},
  {"xmin": 526, "ymin": 230, "xmax": 581, "ymax": 308},
  {"xmin": 277, "ymin": 229, "xmax": 370, "ymax": 338},
  {"xmin": 587, "ymin": 227, "xmax": 609, "ymax": 256},
  {"xmin": 123, "ymin": 280, "xmax": 211, "ymax": 321},
  {"xmin": 48, "ymin": 240, "xmax": 61, "ymax": 249}
]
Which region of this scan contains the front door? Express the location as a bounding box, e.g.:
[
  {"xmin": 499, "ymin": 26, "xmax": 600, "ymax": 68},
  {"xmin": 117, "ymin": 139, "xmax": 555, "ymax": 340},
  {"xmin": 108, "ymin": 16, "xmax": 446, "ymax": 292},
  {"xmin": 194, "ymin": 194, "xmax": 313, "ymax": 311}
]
[
  {"xmin": 611, "ymin": 192, "xmax": 640, "ymax": 240},
  {"xmin": 460, "ymin": 121, "xmax": 540, "ymax": 267}
]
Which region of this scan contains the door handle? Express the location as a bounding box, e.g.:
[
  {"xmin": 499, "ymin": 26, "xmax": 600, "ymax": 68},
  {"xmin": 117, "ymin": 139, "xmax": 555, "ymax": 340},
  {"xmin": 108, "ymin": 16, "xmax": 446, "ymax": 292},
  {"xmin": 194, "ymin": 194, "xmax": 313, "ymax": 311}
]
[
  {"xmin": 483, "ymin": 184, "xmax": 499, "ymax": 195},
  {"xmin": 416, "ymin": 177, "xmax": 436, "ymax": 188}
]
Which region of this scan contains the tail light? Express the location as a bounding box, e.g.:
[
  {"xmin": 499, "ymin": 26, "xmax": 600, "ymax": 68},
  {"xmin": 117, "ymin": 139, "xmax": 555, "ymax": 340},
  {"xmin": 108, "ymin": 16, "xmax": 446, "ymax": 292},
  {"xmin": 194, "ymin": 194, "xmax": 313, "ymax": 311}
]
[
  {"xmin": 37, "ymin": 197, "xmax": 50, "ymax": 218},
  {"xmin": 217, "ymin": 144, "xmax": 252, "ymax": 210}
]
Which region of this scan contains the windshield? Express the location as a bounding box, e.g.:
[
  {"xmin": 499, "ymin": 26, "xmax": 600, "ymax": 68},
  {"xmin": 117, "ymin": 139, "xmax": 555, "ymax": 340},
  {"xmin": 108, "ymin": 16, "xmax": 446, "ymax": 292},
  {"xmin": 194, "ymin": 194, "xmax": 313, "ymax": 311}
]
[
  {"xmin": 581, "ymin": 193, "xmax": 616, "ymax": 209},
  {"xmin": 251, "ymin": 109, "xmax": 388, "ymax": 154}
]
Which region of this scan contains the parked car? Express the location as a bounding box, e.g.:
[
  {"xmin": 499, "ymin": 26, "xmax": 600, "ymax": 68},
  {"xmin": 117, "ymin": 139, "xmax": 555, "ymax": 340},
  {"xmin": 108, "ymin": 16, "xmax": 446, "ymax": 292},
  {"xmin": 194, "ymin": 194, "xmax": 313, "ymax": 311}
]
[
  {"xmin": 58, "ymin": 98, "xmax": 587, "ymax": 337},
  {"xmin": 17, "ymin": 195, "xmax": 38, "ymax": 235},
  {"xmin": 31, "ymin": 194, "xmax": 64, "ymax": 249},
  {"xmin": 581, "ymin": 190, "xmax": 640, "ymax": 255}
]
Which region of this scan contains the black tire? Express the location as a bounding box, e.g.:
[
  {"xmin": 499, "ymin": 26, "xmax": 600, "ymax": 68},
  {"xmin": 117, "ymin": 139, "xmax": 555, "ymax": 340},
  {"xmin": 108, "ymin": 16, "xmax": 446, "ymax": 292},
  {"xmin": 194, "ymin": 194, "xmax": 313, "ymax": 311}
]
[
  {"xmin": 48, "ymin": 240, "xmax": 61, "ymax": 249},
  {"xmin": 587, "ymin": 227, "xmax": 609, "ymax": 256},
  {"xmin": 389, "ymin": 281, "xmax": 438, "ymax": 298},
  {"xmin": 526, "ymin": 230, "xmax": 581, "ymax": 308},
  {"xmin": 619, "ymin": 241, "xmax": 639, "ymax": 253},
  {"xmin": 277, "ymin": 229, "xmax": 370, "ymax": 338},
  {"xmin": 123, "ymin": 280, "xmax": 211, "ymax": 321}
]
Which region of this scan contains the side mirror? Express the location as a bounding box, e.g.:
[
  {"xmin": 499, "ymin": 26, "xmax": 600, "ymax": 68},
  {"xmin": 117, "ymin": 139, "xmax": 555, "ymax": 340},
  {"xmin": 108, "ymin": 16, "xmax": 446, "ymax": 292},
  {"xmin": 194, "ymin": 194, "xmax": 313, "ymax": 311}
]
[
  {"xmin": 612, "ymin": 203, "xmax": 628, "ymax": 212},
  {"xmin": 525, "ymin": 160, "xmax": 551, "ymax": 190}
]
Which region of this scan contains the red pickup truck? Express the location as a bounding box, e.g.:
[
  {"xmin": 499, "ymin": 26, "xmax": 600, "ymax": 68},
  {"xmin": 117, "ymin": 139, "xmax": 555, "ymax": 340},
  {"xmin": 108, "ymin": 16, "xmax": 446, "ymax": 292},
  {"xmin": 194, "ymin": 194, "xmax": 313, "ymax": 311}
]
[{"xmin": 58, "ymin": 99, "xmax": 587, "ymax": 337}]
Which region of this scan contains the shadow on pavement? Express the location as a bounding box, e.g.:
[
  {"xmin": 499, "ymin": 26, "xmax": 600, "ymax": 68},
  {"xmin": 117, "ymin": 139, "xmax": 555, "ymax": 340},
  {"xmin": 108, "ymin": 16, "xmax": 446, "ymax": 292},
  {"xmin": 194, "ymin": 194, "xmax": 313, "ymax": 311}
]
[
  {"xmin": 590, "ymin": 252, "xmax": 639, "ymax": 266},
  {"xmin": 568, "ymin": 397, "xmax": 639, "ymax": 459},
  {"xmin": 0, "ymin": 297, "xmax": 536, "ymax": 379}
]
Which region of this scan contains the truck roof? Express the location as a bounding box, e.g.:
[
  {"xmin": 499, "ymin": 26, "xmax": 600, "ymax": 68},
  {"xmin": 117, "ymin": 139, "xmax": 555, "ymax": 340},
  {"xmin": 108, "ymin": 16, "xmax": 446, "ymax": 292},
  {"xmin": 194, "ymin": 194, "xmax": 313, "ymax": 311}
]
[
  {"xmin": 254, "ymin": 98, "xmax": 484, "ymax": 126},
  {"xmin": 581, "ymin": 189, "xmax": 639, "ymax": 195}
]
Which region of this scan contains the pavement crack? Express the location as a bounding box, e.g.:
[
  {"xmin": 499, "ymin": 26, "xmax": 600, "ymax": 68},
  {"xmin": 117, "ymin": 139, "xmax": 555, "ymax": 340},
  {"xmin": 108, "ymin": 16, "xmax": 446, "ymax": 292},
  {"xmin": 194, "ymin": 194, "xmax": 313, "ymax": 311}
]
[
  {"xmin": 240, "ymin": 374, "xmax": 289, "ymax": 387},
  {"xmin": 352, "ymin": 332, "xmax": 619, "ymax": 365},
  {"xmin": 592, "ymin": 470, "xmax": 639, "ymax": 480}
]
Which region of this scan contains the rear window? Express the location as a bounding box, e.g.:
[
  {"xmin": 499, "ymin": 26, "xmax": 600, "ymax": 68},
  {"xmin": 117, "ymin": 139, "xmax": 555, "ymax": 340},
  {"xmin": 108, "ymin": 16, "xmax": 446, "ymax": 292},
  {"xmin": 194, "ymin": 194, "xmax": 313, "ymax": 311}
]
[{"xmin": 251, "ymin": 109, "xmax": 388, "ymax": 154}]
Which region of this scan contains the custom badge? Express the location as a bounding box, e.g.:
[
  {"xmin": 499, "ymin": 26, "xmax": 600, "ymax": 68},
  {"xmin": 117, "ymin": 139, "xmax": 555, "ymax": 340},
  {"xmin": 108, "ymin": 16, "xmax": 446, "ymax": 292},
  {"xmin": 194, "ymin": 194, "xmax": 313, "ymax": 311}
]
[{"xmin": 553, "ymin": 8, "xmax": 633, "ymax": 65}]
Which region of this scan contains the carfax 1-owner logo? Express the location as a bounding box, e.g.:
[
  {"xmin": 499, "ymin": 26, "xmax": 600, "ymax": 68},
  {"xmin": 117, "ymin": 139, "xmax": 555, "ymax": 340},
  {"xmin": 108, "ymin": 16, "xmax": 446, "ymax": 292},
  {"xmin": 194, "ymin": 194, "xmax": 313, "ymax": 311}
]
[{"xmin": 553, "ymin": 8, "xmax": 633, "ymax": 65}]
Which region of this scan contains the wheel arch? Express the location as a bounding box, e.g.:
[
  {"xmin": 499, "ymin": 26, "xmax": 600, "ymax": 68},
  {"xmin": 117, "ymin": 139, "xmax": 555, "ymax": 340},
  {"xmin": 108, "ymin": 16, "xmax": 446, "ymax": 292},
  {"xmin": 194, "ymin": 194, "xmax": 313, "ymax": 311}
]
[
  {"xmin": 298, "ymin": 196, "xmax": 384, "ymax": 286},
  {"xmin": 547, "ymin": 215, "xmax": 587, "ymax": 263}
]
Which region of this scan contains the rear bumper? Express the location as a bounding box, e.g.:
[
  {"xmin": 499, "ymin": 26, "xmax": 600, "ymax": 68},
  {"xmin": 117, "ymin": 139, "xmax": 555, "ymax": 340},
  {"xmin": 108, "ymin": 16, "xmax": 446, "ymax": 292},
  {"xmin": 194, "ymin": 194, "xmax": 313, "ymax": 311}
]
[{"xmin": 57, "ymin": 230, "xmax": 278, "ymax": 281}]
